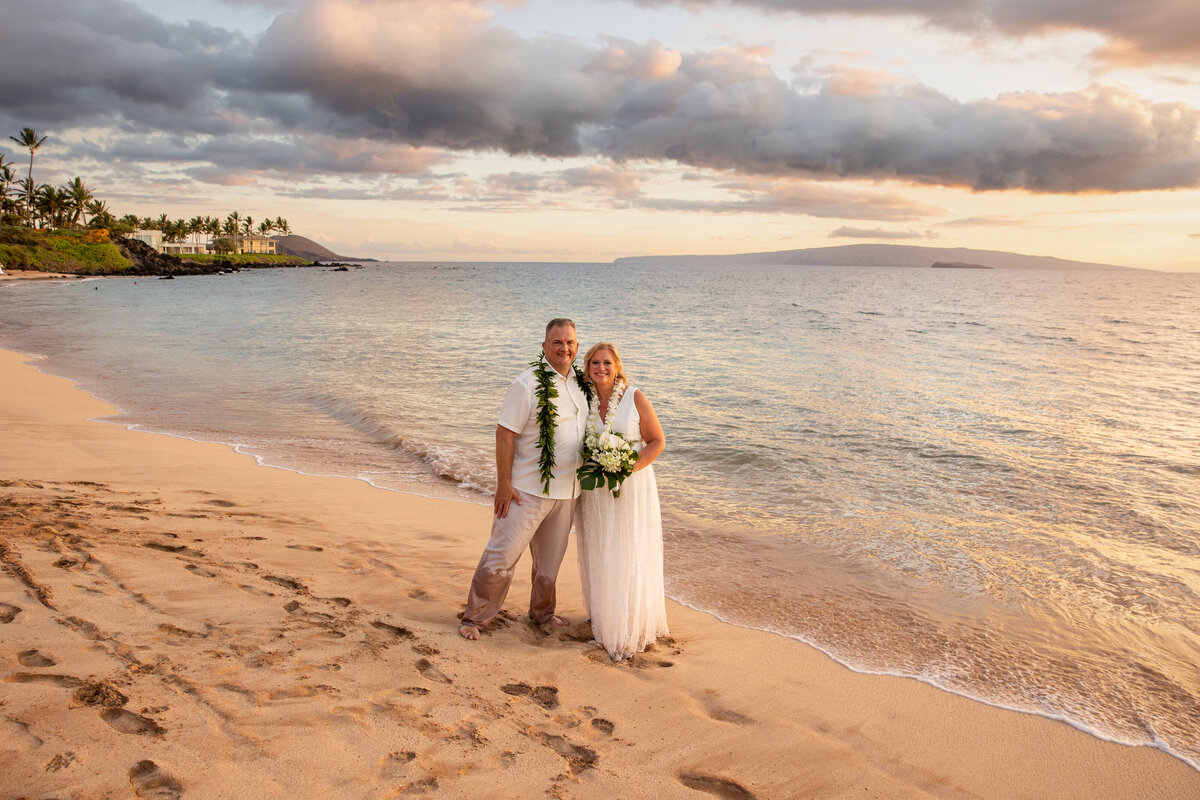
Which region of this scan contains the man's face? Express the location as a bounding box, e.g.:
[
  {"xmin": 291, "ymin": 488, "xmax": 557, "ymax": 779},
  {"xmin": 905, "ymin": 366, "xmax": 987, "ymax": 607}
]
[{"xmin": 542, "ymin": 325, "xmax": 579, "ymax": 375}]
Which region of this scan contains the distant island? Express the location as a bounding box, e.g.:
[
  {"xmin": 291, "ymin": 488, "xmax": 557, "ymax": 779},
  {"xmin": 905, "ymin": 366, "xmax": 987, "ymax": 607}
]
[
  {"xmin": 614, "ymin": 244, "xmax": 1142, "ymax": 271},
  {"xmin": 931, "ymin": 261, "xmax": 993, "ymax": 269}
]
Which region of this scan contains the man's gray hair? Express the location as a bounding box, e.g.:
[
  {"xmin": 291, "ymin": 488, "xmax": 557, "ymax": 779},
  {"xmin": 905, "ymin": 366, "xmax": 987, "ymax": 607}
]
[{"xmin": 545, "ymin": 318, "xmax": 576, "ymax": 338}]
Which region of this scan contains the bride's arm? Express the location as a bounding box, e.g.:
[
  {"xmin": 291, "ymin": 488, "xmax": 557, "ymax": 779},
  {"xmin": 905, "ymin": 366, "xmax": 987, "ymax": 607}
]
[{"xmin": 632, "ymin": 390, "xmax": 664, "ymax": 472}]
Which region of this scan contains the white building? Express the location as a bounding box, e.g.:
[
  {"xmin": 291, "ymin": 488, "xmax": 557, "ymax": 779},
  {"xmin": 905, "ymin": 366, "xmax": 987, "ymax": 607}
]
[
  {"xmin": 131, "ymin": 229, "xmax": 163, "ymax": 249},
  {"xmin": 161, "ymin": 242, "xmax": 205, "ymax": 255}
]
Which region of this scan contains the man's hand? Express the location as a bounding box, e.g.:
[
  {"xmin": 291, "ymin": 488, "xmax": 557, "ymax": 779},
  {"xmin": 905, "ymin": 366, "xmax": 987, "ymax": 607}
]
[{"xmin": 494, "ymin": 481, "xmax": 521, "ymax": 518}]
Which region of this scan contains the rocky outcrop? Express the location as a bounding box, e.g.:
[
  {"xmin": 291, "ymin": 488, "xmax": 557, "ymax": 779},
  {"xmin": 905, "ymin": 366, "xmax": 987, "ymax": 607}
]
[
  {"xmin": 931, "ymin": 261, "xmax": 993, "ymax": 269},
  {"xmin": 113, "ymin": 237, "xmax": 224, "ymax": 275}
]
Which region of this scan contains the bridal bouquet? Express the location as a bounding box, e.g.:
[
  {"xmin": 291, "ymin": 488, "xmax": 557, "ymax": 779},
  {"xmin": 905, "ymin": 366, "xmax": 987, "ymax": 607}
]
[{"xmin": 578, "ymin": 428, "xmax": 639, "ymax": 498}]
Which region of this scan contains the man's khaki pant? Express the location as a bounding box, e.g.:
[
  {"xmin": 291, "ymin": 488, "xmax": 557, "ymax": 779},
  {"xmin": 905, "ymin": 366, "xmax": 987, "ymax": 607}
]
[{"xmin": 461, "ymin": 491, "xmax": 575, "ymax": 628}]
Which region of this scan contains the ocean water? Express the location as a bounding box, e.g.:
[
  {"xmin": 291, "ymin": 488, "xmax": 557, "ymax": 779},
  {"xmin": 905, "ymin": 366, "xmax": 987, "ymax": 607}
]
[{"xmin": 3, "ymin": 262, "xmax": 1199, "ymax": 769}]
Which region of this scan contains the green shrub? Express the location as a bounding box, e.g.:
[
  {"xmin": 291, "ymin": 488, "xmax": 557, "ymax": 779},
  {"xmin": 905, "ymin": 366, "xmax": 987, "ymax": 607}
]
[
  {"xmin": 0, "ymin": 225, "xmax": 131, "ymax": 273},
  {"xmin": 46, "ymin": 236, "xmax": 131, "ymax": 273},
  {"xmin": 0, "ymin": 242, "xmax": 34, "ymax": 268}
]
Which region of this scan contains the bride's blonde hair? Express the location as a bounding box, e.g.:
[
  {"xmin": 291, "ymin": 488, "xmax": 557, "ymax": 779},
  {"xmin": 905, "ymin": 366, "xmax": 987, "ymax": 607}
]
[{"xmin": 582, "ymin": 342, "xmax": 629, "ymax": 386}]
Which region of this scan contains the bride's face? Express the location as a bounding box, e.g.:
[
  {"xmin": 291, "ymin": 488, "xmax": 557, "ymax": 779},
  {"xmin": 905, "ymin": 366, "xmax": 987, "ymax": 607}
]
[{"xmin": 588, "ymin": 350, "xmax": 616, "ymax": 388}]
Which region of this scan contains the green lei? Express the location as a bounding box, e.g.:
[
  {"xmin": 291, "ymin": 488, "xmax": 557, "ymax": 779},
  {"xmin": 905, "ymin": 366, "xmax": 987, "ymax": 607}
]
[{"xmin": 531, "ymin": 354, "xmax": 593, "ymax": 495}]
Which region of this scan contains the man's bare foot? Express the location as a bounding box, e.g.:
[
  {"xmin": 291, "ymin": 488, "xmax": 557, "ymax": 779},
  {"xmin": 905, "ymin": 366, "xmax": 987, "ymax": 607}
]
[
  {"xmin": 546, "ymin": 615, "xmax": 570, "ymax": 627},
  {"xmin": 459, "ymin": 623, "xmax": 480, "ymax": 640}
]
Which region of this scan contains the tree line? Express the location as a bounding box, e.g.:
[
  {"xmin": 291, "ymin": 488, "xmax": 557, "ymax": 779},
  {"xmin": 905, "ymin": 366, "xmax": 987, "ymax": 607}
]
[{"xmin": 2, "ymin": 127, "xmax": 290, "ymax": 253}]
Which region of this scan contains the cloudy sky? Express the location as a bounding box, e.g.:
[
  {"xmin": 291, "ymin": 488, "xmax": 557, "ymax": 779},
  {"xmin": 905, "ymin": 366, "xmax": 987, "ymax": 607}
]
[{"xmin": 2, "ymin": 0, "xmax": 1199, "ymax": 268}]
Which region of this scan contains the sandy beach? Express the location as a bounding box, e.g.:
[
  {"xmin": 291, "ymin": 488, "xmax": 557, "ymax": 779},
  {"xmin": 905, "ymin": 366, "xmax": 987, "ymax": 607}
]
[
  {"xmin": 2, "ymin": 348, "xmax": 1197, "ymax": 799},
  {"xmin": 0, "ymin": 270, "xmax": 84, "ymax": 282}
]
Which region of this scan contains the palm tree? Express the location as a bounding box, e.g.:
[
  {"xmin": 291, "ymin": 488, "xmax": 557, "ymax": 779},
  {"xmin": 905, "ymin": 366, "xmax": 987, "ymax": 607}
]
[
  {"xmin": 65, "ymin": 176, "xmax": 93, "ymax": 228},
  {"xmin": 85, "ymin": 199, "xmax": 114, "ymax": 229},
  {"xmin": 0, "ymin": 160, "xmax": 18, "ymax": 224},
  {"xmin": 275, "ymin": 216, "xmax": 291, "ymax": 236},
  {"xmin": 8, "ymin": 128, "xmax": 47, "ymax": 226},
  {"xmin": 0, "ymin": 153, "xmax": 11, "ymax": 196},
  {"xmin": 257, "ymin": 219, "xmax": 274, "ymax": 236},
  {"xmin": 34, "ymin": 183, "xmax": 69, "ymax": 229},
  {"xmin": 224, "ymin": 211, "xmax": 243, "ymax": 251},
  {"xmin": 188, "ymin": 215, "xmax": 204, "ymax": 247},
  {"xmin": 16, "ymin": 178, "xmax": 34, "ymax": 221}
]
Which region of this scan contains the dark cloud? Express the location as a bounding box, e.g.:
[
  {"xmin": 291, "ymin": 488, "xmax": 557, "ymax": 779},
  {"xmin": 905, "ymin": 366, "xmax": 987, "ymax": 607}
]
[
  {"xmin": 3, "ymin": 0, "xmax": 1200, "ymax": 199},
  {"xmin": 593, "ymin": 53, "xmax": 1200, "ymax": 192},
  {"xmin": 630, "ymin": 0, "xmax": 1200, "ymax": 66},
  {"xmin": 0, "ymin": 1, "xmax": 253, "ymax": 125}
]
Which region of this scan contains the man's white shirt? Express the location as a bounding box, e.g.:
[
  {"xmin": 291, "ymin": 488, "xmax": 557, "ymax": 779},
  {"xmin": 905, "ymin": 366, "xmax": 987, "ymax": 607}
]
[{"xmin": 498, "ymin": 358, "xmax": 588, "ymax": 499}]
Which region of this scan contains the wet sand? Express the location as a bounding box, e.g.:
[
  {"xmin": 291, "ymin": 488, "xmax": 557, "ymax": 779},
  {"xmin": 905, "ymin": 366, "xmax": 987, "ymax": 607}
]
[{"xmin": 2, "ymin": 348, "xmax": 1197, "ymax": 799}]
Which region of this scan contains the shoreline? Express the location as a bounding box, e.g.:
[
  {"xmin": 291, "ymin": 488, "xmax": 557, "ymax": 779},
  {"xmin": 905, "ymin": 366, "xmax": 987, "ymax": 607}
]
[
  {"xmin": 0, "ymin": 269, "xmax": 87, "ymax": 281},
  {"xmin": 22, "ymin": 344, "xmax": 1193, "ymax": 767},
  {"xmin": 2, "ymin": 347, "xmax": 1198, "ymax": 798}
]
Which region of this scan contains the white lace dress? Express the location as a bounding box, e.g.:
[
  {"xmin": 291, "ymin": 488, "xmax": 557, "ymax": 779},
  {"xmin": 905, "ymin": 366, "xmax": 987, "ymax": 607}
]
[{"xmin": 577, "ymin": 387, "xmax": 669, "ymax": 660}]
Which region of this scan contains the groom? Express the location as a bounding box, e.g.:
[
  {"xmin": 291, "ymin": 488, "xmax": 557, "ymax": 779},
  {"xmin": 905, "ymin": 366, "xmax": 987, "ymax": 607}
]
[{"xmin": 458, "ymin": 319, "xmax": 590, "ymax": 640}]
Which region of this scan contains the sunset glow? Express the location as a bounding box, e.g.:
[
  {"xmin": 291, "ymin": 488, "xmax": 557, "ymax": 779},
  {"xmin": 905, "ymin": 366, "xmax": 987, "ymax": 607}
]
[{"xmin": 2, "ymin": 0, "xmax": 1198, "ymax": 269}]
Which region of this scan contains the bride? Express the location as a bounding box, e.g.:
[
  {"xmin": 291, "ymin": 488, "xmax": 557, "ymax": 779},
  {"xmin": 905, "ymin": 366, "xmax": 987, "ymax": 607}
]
[{"xmin": 576, "ymin": 342, "xmax": 669, "ymax": 661}]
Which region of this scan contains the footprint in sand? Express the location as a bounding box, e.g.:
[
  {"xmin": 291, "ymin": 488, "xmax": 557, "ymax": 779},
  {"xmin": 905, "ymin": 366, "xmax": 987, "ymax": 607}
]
[
  {"xmin": 0, "ymin": 717, "xmax": 44, "ymax": 750},
  {"xmin": 708, "ymin": 707, "xmax": 754, "ymax": 725},
  {"xmin": 414, "ymin": 658, "xmax": 452, "ymax": 684},
  {"xmin": 286, "ymin": 544, "xmax": 324, "ymax": 552},
  {"xmin": 185, "ymin": 564, "xmax": 216, "ymax": 578},
  {"xmin": 143, "ymin": 542, "xmax": 188, "ymax": 553},
  {"xmin": 536, "ymin": 731, "xmax": 597, "ymax": 773},
  {"xmin": 264, "ymin": 575, "xmax": 307, "ymax": 593},
  {"xmin": 0, "ymin": 603, "xmax": 21, "ymax": 623},
  {"xmin": 378, "ymin": 750, "xmax": 416, "ymax": 780},
  {"xmin": 582, "ymin": 648, "xmax": 674, "ymax": 669},
  {"xmin": 629, "ymin": 653, "xmax": 674, "ymax": 669},
  {"xmin": 17, "ymin": 649, "xmax": 56, "ymax": 667},
  {"xmin": 700, "ymin": 690, "xmax": 755, "ymax": 725},
  {"xmin": 284, "ymin": 600, "xmax": 333, "ymax": 620},
  {"xmin": 501, "ymin": 682, "xmax": 559, "ymax": 710},
  {"xmin": 101, "ymin": 708, "xmax": 164, "ymax": 736},
  {"xmin": 677, "ymin": 772, "xmax": 757, "ymax": 799},
  {"xmin": 398, "ymin": 775, "xmax": 439, "ymax": 795},
  {"xmin": 5, "ymin": 672, "xmax": 81, "ymax": 688},
  {"xmin": 129, "ymin": 759, "xmax": 183, "ymax": 799},
  {"xmin": 590, "ymin": 718, "xmax": 615, "ymax": 736},
  {"xmin": 44, "ymin": 752, "xmax": 77, "ymax": 772},
  {"xmin": 371, "ymin": 620, "xmax": 415, "ymax": 640}
]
